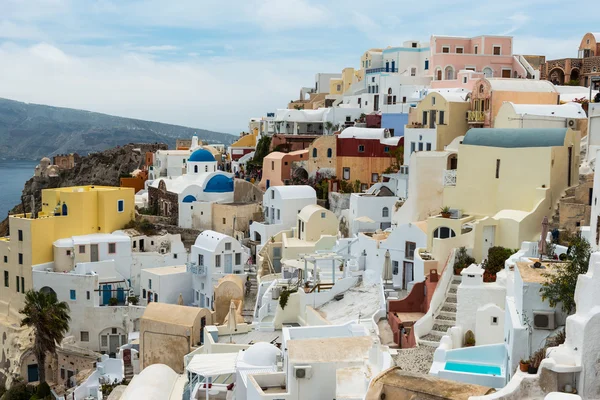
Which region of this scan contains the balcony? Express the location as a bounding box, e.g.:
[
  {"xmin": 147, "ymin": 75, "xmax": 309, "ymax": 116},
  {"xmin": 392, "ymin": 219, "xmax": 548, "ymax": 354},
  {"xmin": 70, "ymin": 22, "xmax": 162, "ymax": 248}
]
[
  {"xmin": 186, "ymin": 262, "xmax": 206, "ymax": 276},
  {"xmin": 366, "ymin": 67, "xmax": 398, "ymax": 74},
  {"xmin": 467, "ymin": 110, "xmax": 485, "ymax": 124},
  {"xmin": 443, "ymin": 170, "xmax": 457, "ymax": 187}
]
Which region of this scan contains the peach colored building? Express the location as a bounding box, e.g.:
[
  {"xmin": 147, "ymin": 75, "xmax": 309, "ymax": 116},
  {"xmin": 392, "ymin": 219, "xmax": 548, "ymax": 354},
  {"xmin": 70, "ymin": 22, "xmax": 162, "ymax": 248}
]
[
  {"xmin": 259, "ymin": 150, "xmax": 308, "ymax": 190},
  {"xmin": 429, "ymin": 35, "xmax": 530, "ymax": 89},
  {"xmin": 468, "ymin": 78, "xmax": 559, "ymax": 127}
]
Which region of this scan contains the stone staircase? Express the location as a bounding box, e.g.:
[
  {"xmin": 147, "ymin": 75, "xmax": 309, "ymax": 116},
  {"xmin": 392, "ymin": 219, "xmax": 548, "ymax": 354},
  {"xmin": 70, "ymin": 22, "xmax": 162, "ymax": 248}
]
[
  {"xmin": 242, "ymin": 272, "xmax": 258, "ymax": 323},
  {"xmin": 419, "ymin": 275, "xmax": 461, "ymax": 348},
  {"xmin": 124, "ymin": 364, "xmax": 134, "ymax": 382}
]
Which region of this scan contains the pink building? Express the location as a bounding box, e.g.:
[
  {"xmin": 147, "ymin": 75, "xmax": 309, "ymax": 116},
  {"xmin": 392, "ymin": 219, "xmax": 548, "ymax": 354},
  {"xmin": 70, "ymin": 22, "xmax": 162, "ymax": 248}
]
[
  {"xmin": 429, "ymin": 35, "xmax": 530, "ymax": 89},
  {"xmin": 259, "ymin": 150, "xmax": 308, "ymax": 190}
]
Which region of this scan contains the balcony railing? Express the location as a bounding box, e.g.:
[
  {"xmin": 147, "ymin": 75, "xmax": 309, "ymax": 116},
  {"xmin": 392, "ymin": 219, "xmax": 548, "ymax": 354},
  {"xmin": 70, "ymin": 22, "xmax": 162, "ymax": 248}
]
[
  {"xmin": 186, "ymin": 262, "xmax": 206, "ymax": 275},
  {"xmin": 443, "ymin": 169, "xmax": 457, "ymax": 187},
  {"xmin": 366, "ymin": 67, "xmax": 398, "ymax": 74},
  {"xmin": 467, "ymin": 110, "xmax": 485, "ymax": 123}
]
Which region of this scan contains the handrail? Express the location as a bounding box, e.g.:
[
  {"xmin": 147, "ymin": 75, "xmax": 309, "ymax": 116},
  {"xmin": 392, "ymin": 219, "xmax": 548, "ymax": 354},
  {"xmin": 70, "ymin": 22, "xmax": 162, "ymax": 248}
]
[{"xmin": 309, "ymin": 283, "xmax": 335, "ymax": 293}]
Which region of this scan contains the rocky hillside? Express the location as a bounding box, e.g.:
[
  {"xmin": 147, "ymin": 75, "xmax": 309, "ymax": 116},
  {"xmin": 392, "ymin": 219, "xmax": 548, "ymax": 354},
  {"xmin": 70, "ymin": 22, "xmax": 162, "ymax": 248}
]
[
  {"xmin": 0, "ymin": 143, "xmax": 167, "ymax": 236},
  {"xmin": 0, "ymin": 98, "xmax": 236, "ymax": 160}
]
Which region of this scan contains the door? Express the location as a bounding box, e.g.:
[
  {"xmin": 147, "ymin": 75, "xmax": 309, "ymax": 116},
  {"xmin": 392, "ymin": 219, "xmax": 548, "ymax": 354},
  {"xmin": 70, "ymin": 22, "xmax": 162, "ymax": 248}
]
[
  {"xmin": 482, "ymin": 226, "xmax": 496, "ymax": 259},
  {"xmin": 502, "ymin": 69, "xmax": 511, "ymax": 78},
  {"xmin": 402, "ymin": 262, "xmax": 414, "ymax": 290},
  {"xmin": 266, "ymin": 179, "xmax": 270, "ymax": 189},
  {"xmin": 91, "ymin": 244, "xmax": 99, "ymax": 262},
  {"xmin": 117, "ymin": 287, "xmax": 125, "ymax": 304},
  {"xmin": 200, "ymin": 317, "xmax": 207, "ymax": 345},
  {"xmin": 102, "ymin": 284, "xmax": 112, "ymax": 305},
  {"xmin": 224, "ymin": 254, "xmax": 233, "ymax": 273},
  {"xmin": 27, "ymin": 364, "xmax": 39, "ymax": 383},
  {"xmin": 567, "ymin": 146, "xmax": 573, "ymax": 187},
  {"xmin": 429, "ymin": 110, "xmax": 436, "ymax": 128},
  {"xmin": 109, "ymin": 335, "xmax": 120, "ymax": 356},
  {"xmin": 139, "ymin": 239, "xmax": 145, "ymax": 252},
  {"xmin": 437, "ymin": 70, "xmax": 442, "ymax": 81},
  {"xmin": 374, "ymin": 95, "xmax": 380, "ymax": 111},
  {"xmin": 272, "ymin": 247, "xmax": 282, "ymax": 273}
]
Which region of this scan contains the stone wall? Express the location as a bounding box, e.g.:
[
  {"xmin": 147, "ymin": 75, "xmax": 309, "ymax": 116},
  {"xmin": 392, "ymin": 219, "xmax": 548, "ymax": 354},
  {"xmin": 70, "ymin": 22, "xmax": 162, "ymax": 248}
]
[
  {"xmin": 558, "ymin": 174, "xmax": 593, "ymax": 233},
  {"xmin": 148, "ymin": 182, "xmax": 178, "ymax": 225},
  {"xmin": 328, "ymin": 192, "xmax": 351, "ymax": 218},
  {"xmin": 233, "ymin": 180, "xmax": 263, "ymax": 203}
]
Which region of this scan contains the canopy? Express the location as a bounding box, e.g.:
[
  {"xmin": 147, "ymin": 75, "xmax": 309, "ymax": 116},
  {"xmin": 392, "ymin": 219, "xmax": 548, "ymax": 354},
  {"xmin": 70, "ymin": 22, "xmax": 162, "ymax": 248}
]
[{"xmin": 186, "ymin": 353, "xmax": 238, "ymax": 377}]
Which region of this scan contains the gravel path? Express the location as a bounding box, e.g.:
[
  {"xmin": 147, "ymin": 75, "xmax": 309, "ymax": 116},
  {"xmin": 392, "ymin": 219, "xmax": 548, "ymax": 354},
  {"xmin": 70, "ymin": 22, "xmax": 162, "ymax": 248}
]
[{"xmin": 393, "ymin": 346, "xmax": 436, "ymax": 374}]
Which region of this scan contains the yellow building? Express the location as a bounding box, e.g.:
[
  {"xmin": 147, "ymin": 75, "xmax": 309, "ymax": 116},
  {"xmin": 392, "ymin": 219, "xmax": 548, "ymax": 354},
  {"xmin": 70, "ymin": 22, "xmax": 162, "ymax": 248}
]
[
  {"xmin": 329, "ymin": 68, "xmax": 359, "ymax": 95},
  {"xmin": 0, "ymin": 186, "xmax": 134, "ymax": 313},
  {"xmin": 426, "ymin": 128, "xmax": 580, "ymax": 262}
]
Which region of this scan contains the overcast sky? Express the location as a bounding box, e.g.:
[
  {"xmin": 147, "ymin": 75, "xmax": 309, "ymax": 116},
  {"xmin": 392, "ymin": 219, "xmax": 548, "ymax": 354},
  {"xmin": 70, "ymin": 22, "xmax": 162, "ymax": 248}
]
[{"xmin": 0, "ymin": 0, "xmax": 596, "ymax": 134}]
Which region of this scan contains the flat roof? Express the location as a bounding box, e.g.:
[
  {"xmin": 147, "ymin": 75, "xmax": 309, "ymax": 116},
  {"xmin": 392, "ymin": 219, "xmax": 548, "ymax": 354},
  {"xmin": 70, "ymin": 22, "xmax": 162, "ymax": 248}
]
[
  {"xmin": 143, "ymin": 265, "xmax": 188, "ymax": 276},
  {"xmin": 141, "ymin": 302, "xmax": 202, "ymax": 326},
  {"xmin": 517, "ymin": 260, "xmax": 560, "ymax": 283},
  {"xmin": 217, "ymin": 329, "xmax": 282, "ymax": 345},
  {"xmin": 287, "ymin": 336, "xmax": 372, "ymax": 363}
]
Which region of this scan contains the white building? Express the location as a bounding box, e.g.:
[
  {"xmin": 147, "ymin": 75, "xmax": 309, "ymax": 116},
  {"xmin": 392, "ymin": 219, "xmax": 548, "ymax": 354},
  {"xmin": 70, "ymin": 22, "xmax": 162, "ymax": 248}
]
[
  {"xmin": 586, "ymin": 103, "xmax": 600, "ymax": 163},
  {"xmin": 250, "ymin": 185, "xmax": 317, "ymax": 246},
  {"xmin": 140, "ymin": 265, "xmax": 192, "ymax": 306},
  {"xmin": 188, "ymin": 231, "xmax": 249, "ymax": 309},
  {"xmin": 380, "ymin": 221, "xmax": 428, "ymax": 290},
  {"xmin": 495, "ymin": 102, "xmax": 587, "ymax": 129},
  {"xmin": 273, "ymin": 107, "xmax": 364, "ymax": 135},
  {"xmin": 348, "ymin": 185, "xmax": 397, "ymax": 236},
  {"xmin": 315, "ymin": 72, "xmax": 342, "ymax": 93}
]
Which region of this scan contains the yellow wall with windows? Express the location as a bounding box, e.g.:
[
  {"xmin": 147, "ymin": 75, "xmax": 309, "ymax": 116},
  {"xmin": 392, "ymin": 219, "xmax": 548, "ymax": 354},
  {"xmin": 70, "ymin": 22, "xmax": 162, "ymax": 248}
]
[
  {"xmin": 337, "ymin": 156, "xmax": 395, "ymax": 187},
  {"xmin": 329, "ymin": 79, "xmax": 343, "ymax": 95}
]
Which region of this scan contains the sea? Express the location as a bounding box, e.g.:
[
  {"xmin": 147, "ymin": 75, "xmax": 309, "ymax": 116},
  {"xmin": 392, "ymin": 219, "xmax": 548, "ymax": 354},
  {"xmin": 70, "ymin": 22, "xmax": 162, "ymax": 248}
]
[{"xmin": 0, "ymin": 160, "xmax": 38, "ymax": 219}]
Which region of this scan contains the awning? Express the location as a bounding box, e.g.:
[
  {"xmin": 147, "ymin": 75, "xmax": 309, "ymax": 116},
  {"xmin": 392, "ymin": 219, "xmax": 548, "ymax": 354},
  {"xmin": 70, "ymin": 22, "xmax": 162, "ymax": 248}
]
[{"xmin": 186, "ymin": 353, "xmax": 239, "ymax": 377}]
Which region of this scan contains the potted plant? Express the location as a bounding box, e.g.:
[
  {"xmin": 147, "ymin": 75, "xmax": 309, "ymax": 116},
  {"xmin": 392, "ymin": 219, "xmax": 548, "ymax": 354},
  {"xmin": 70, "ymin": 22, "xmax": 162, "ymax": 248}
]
[
  {"xmin": 528, "ymin": 348, "xmax": 545, "ymax": 374},
  {"xmin": 519, "ymin": 359, "xmax": 530, "ymax": 372},
  {"xmin": 440, "ymin": 206, "xmax": 452, "ymax": 218},
  {"xmin": 464, "ymin": 330, "xmax": 475, "ymax": 347}
]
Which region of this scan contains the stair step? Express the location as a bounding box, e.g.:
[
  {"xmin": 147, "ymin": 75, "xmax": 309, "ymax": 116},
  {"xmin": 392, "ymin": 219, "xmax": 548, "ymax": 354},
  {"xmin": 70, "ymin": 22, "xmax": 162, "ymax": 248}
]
[
  {"xmin": 441, "ymin": 305, "xmax": 457, "ymax": 313},
  {"xmin": 445, "ymin": 297, "xmax": 457, "ymax": 304},
  {"xmin": 419, "ymin": 340, "xmax": 440, "ymax": 348},
  {"xmin": 432, "ymin": 324, "xmax": 453, "ymax": 333},
  {"xmin": 435, "ymin": 315, "xmax": 456, "ymax": 323},
  {"xmin": 448, "ymin": 287, "xmax": 457, "ymax": 294},
  {"xmin": 446, "ymin": 292, "xmax": 457, "ymax": 300},
  {"xmin": 420, "ymin": 334, "xmax": 441, "ymax": 343}
]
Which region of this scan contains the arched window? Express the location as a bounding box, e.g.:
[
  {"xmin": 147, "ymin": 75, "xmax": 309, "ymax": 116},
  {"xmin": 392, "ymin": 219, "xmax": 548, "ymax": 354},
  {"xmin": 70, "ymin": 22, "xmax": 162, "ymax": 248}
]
[
  {"xmin": 483, "ymin": 67, "xmax": 493, "ymax": 78},
  {"xmin": 382, "ymin": 207, "xmax": 389, "ymax": 218},
  {"xmin": 62, "ymin": 203, "xmax": 68, "ymax": 216},
  {"xmin": 312, "ymin": 148, "xmax": 318, "ymax": 158},
  {"xmin": 433, "ymin": 227, "xmax": 456, "ymax": 239},
  {"xmin": 194, "ymin": 165, "xmax": 198, "ymax": 173},
  {"xmin": 327, "ymin": 148, "xmax": 332, "ymax": 158},
  {"xmin": 388, "ymin": 88, "xmax": 392, "ymax": 95},
  {"xmin": 445, "ymin": 66, "xmax": 454, "ymax": 80}
]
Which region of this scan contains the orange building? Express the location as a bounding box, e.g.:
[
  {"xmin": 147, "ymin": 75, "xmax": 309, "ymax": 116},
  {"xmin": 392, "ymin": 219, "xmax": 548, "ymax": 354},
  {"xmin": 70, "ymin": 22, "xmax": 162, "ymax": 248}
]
[
  {"xmin": 259, "ymin": 150, "xmax": 308, "ymax": 190},
  {"xmin": 120, "ymin": 170, "xmax": 148, "ymax": 193}
]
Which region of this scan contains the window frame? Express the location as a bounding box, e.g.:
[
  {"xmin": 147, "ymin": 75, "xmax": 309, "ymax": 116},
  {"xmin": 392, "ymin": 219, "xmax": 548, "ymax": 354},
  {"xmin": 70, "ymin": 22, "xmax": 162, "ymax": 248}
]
[
  {"xmin": 117, "ymin": 199, "xmax": 125, "ymax": 213},
  {"xmin": 493, "ymin": 45, "xmax": 501, "ymax": 55},
  {"xmin": 441, "ymin": 46, "xmax": 450, "ymax": 53},
  {"xmin": 108, "ymin": 242, "xmax": 116, "ymax": 254},
  {"xmin": 70, "ymin": 289, "xmax": 76, "ymax": 300}
]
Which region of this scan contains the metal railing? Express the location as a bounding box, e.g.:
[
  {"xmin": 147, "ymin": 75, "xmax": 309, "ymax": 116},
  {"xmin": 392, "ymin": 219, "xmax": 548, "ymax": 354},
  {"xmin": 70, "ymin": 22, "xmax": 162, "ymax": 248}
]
[
  {"xmin": 186, "ymin": 262, "xmax": 206, "ymax": 275},
  {"xmin": 443, "ymin": 169, "xmax": 457, "ymax": 186},
  {"xmin": 366, "ymin": 67, "xmax": 398, "ymax": 74},
  {"xmin": 467, "ymin": 110, "xmax": 485, "ymax": 123}
]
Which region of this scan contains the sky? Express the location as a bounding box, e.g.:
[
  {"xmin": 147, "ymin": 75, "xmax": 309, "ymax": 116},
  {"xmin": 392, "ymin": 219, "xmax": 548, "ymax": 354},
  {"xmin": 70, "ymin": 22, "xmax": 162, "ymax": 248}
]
[{"xmin": 0, "ymin": 0, "xmax": 597, "ymax": 134}]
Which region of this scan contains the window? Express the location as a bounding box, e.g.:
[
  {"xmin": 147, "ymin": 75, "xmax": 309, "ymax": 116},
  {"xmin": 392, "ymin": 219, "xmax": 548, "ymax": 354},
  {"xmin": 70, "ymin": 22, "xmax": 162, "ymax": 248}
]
[
  {"xmin": 474, "ymin": 45, "xmax": 478, "ymax": 54},
  {"xmin": 18, "ymin": 230, "xmax": 23, "ymax": 241},
  {"xmin": 271, "ymin": 190, "xmax": 275, "ymax": 199},
  {"xmin": 101, "ymin": 335, "xmax": 108, "ymax": 347},
  {"xmin": 456, "ymin": 47, "xmax": 463, "ymax": 54},
  {"xmin": 405, "ymin": 241, "xmax": 416, "ymax": 260},
  {"xmin": 493, "ymin": 46, "xmax": 501, "ymax": 55},
  {"xmin": 215, "ymin": 255, "xmax": 221, "ymax": 267},
  {"xmin": 463, "ymin": 76, "xmax": 468, "ymax": 84},
  {"xmin": 142, "ymin": 289, "xmax": 146, "ymax": 299},
  {"xmin": 327, "ymin": 148, "xmax": 332, "ymax": 158},
  {"xmin": 174, "ymin": 253, "xmax": 178, "ymax": 259},
  {"xmin": 384, "ymin": 146, "xmax": 390, "ymax": 153},
  {"xmin": 70, "ymin": 290, "xmax": 76, "ymax": 300},
  {"xmin": 372, "ymin": 173, "xmax": 379, "ymax": 183},
  {"xmin": 222, "ymin": 218, "xmax": 226, "ymax": 225},
  {"xmin": 418, "ymin": 143, "xmax": 424, "ymax": 151},
  {"xmin": 265, "ymin": 208, "xmax": 269, "ymax": 217},
  {"xmin": 80, "ymin": 331, "xmax": 89, "ymax": 342},
  {"xmin": 16, "ymin": 276, "xmax": 19, "ymax": 292},
  {"xmin": 277, "ymin": 209, "xmax": 281, "ymax": 220},
  {"xmin": 343, "ymin": 168, "xmax": 350, "ymax": 180},
  {"xmin": 422, "ymin": 111, "xmax": 428, "ymax": 126},
  {"xmin": 155, "ymin": 294, "xmax": 158, "ymax": 302},
  {"xmin": 148, "ymin": 279, "xmax": 152, "ymax": 289},
  {"xmin": 4, "ymin": 271, "xmax": 7, "ymax": 287},
  {"xmin": 108, "ymin": 243, "xmax": 116, "ymax": 254},
  {"xmin": 21, "ymin": 277, "xmax": 24, "ymax": 293},
  {"xmin": 496, "ymin": 159, "xmax": 501, "ymax": 179},
  {"xmin": 392, "ymin": 261, "xmax": 399, "ymax": 275},
  {"xmin": 371, "ymin": 77, "xmax": 375, "ymax": 83},
  {"xmin": 87, "ymin": 291, "xmax": 90, "ymax": 300},
  {"xmin": 66, "ymin": 250, "xmax": 71, "ymax": 256},
  {"xmin": 410, "ymin": 67, "xmax": 416, "ymax": 76},
  {"xmin": 271, "ymin": 161, "xmax": 275, "ymax": 170},
  {"xmin": 312, "ymin": 148, "xmax": 317, "ymax": 158},
  {"xmin": 410, "ymin": 142, "xmax": 416, "ymax": 154},
  {"xmin": 117, "ymin": 200, "xmax": 124, "ymax": 213},
  {"xmin": 424, "ymin": 60, "xmax": 429, "ymax": 70},
  {"xmin": 194, "ymin": 165, "xmax": 198, "ymax": 173},
  {"xmin": 235, "ymin": 253, "xmax": 241, "ymax": 265},
  {"xmin": 432, "ymin": 96, "xmax": 436, "ymax": 105},
  {"xmin": 439, "ymin": 110, "xmax": 445, "ymax": 125},
  {"xmin": 201, "ymin": 283, "xmax": 205, "ymax": 290},
  {"xmin": 204, "ymin": 165, "xmax": 208, "ymax": 173},
  {"xmin": 358, "ymin": 145, "xmax": 365, "ymax": 152},
  {"xmin": 79, "ymin": 245, "xmax": 85, "ymax": 254},
  {"xmin": 3, "ymin": 256, "xmax": 6, "ymax": 263},
  {"xmin": 61, "ymin": 368, "xmax": 65, "ymax": 380},
  {"xmin": 426, "ymin": 143, "xmax": 432, "ymax": 151},
  {"xmin": 225, "ymin": 242, "xmax": 231, "ymax": 251},
  {"xmin": 483, "ymin": 67, "xmax": 493, "ymax": 78},
  {"xmin": 491, "ymin": 316, "xmax": 498, "ymax": 325},
  {"xmin": 336, "ymin": 84, "xmax": 341, "ymax": 91},
  {"xmin": 412, "ymin": 42, "xmax": 417, "ymax": 48},
  {"xmin": 18, "ymin": 253, "xmax": 23, "ymax": 265},
  {"xmin": 442, "ymin": 46, "xmax": 449, "ymax": 53},
  {"xmin": 382, "ymin": 207, "xmax": 389, "ymax": 218},
  {"xmin": 433, "ymin": 227, "xmax": 457, "ymax": 239}
]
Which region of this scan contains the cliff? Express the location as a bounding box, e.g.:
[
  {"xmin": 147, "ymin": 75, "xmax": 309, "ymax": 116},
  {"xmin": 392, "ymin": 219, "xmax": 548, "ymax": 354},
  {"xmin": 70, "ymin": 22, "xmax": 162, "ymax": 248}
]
[{"xmin": 0, "ymin": 143, "xmax": 167, "ymax": 236}]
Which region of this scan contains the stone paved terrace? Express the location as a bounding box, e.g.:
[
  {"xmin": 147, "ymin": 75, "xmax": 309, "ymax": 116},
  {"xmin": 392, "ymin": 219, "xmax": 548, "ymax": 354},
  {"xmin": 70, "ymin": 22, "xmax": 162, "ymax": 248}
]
[{"xmin": 392, "ymin": 346, "xmax": 436, "ymax": 374}]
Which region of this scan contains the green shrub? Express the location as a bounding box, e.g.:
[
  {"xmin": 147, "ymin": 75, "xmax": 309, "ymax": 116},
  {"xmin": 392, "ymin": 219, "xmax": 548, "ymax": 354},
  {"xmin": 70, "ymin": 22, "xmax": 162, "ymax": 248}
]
[
  {"xmin": 127, "ymin": 296, "xmax": 139, "ymax": 305},
  {"xmin": 279, "ymin": 289, "xmax": 297, "ymax": 310},
  {"xmin": 109, "ymin": 297, "xmax": 118, "ymax": 306},
  {"xmin": 482, "ymin": 246, "xmax": 514, "ymax": 275},
  {"xmin": 454, "ymin": 247, "xmax": 475, "ymax": 270},
  {"xmin": 464, "ymin": 330, "xmax": 475, "ymax": 346},
  {"xmin": 35, "ymin": 382, "xmax": 51, "ymax": 399}
]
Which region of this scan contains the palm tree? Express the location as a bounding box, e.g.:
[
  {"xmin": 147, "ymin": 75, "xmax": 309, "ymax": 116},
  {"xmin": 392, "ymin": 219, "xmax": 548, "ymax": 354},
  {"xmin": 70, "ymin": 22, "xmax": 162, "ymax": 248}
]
[{"xmin": 20, "ymin": 290, "xmax": 71, "ymax": 385}]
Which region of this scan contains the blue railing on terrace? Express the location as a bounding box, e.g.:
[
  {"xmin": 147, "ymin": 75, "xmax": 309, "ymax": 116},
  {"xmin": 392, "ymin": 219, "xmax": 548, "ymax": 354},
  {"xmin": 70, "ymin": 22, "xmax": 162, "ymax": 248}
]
[
  {"xmin": 186, "ymin": 262, "xmax": 206, "ymax": 275},
  {"xmin": 366, "ymin": 67, "xmax": 398, "ymax": 74}
]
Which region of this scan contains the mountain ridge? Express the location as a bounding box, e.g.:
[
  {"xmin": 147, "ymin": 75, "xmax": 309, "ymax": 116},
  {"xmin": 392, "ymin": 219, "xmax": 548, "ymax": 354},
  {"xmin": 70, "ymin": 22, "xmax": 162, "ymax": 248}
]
[{"xmin": 0, "ymin": 97, "xmax": 236, "ymax": 160}]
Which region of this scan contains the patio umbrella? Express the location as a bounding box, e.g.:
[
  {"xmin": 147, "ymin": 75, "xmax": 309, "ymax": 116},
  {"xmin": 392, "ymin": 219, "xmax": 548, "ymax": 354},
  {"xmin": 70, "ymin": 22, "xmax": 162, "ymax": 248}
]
[
  {"xmin": 227, "ymin": 300, "xmax": 237, "ymax": 344},
  {"xmin": 177, "ymin": 293, "xmax": 184, "ymax": 306},
  {"xmin": 382, "ymin": 250, "xmax": 393, "ymax": 285},
  {"xmin": 538, "ymin": 216, "xmax": 549, "ymax": 257}
]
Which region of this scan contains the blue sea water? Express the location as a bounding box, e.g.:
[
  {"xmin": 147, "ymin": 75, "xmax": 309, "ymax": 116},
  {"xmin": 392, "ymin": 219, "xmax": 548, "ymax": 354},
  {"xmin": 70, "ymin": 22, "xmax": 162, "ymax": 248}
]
[{"xmin": 0, "ymin": 160, "xmax": 37, "ymax": 219}]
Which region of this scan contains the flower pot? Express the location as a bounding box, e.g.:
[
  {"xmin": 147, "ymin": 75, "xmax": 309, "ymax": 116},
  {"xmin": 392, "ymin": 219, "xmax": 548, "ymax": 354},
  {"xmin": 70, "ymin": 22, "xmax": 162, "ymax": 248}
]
[
  {"xmin": 528, "ymin": 365, "xmax": 538, "ymax": 374},
  {"xmin": 519, "ymin": 362, "xmax": 530, "ymax": 372},
  {"xmin": 441, "ymin": 212, "xmax": 451, "ymax": 218},
  {"xmin": 454, "ymin": 268, "xmax": 464, "ymax": 276}
]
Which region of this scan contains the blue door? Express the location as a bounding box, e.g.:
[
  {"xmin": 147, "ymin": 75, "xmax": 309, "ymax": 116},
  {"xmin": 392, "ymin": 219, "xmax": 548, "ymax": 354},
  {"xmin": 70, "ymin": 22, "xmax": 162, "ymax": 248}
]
[
  {"xmin": 391, "ymin": 61, "xmax": 395, "ymax": 72},
  {"xmin": 117, "ymin": 287, "xmax": 125, "ymax": 304},
  {"xmin": 27, "ymin": 364, "xmax": 39, "ymax": 382},
  {"xmin": 385, "ymin": 62, "xmax": 389, "ymax": 72},
  {"xmin": 103, "ymin": 284, "xmax": 112, "ymax": 305},
  {"xmin": 266, "ymin": 179, "xmax": 270, "ymax": 189}
]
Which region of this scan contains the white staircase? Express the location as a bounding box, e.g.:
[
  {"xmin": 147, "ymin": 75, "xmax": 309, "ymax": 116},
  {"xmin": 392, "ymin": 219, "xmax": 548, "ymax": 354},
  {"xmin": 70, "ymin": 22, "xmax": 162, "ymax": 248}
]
[{"xmin": 419, "ymin": 275, "xmax": 461, "ymax": 348}]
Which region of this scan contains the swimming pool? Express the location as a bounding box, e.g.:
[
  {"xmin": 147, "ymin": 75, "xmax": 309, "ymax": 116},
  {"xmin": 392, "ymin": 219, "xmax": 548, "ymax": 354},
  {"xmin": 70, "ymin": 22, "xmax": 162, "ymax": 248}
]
[{"xmin": 444, "ymin": 361, "xmax": 501, "ymax": 376}]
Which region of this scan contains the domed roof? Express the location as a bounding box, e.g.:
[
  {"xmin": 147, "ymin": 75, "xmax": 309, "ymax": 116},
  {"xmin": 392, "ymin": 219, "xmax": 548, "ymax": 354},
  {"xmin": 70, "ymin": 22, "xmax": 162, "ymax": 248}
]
[
  {"xmin": 241, "ymin": 342, "xmax": 281, "ymax": 367},
  {"xmin": 182, "ymin": 195, "xmax": 196, "ymax": 203},
  {"xmin": 41, "ymin": 157, "xmax": 51, "ymax": 162},
  {"xmin": 189, "ymin": 148, "xmax": 216, "ymax": 162},
  {"xmin": 204, "ymin": 174, "xmax": 233, "ymax": 193}
]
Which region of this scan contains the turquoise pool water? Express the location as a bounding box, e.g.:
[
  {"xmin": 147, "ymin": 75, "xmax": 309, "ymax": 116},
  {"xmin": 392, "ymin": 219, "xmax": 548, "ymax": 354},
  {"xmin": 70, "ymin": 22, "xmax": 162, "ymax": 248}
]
[{"xmin": 444, "ymin": 361, "xmax": 501, "ymax": 376}]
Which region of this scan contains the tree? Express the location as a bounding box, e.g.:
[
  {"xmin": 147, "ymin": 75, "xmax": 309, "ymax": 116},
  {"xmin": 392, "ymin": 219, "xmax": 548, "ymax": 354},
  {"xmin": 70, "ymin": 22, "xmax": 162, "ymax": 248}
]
[
  {"xmin": 20, "ymin": 290, "xmax": 71, "ymax": 386},
  {"xmin": 249, "ymin": 135, "xmax": 272, "ymax": 169},
  {"xmin": 324, "ymin": 121, "xmax": 334, "ymax": 135},
  {"xmin": 540, "ymin": 234, "xmax": 591, "ymax": 314}
]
